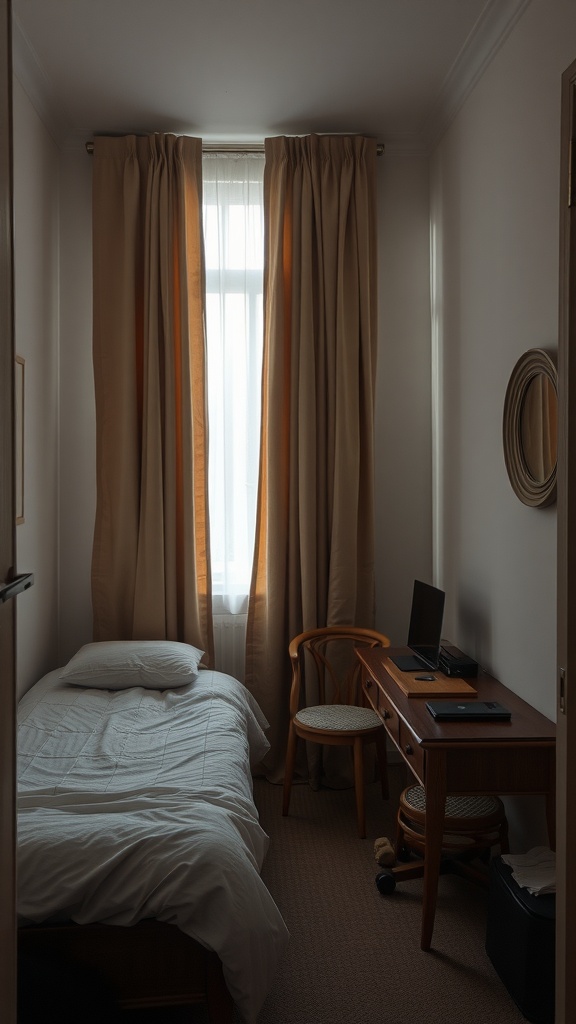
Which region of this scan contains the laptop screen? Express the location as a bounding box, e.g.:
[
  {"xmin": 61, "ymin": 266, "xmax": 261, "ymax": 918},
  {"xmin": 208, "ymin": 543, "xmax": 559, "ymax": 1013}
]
[{"xmin": 407, "ymin": 580, "xmax": 445, "ymax": 669}]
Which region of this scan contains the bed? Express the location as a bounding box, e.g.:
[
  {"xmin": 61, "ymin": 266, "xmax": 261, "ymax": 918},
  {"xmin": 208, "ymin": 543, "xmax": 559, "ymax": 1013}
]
[{"xmin": 16, "ymin": 641, "xmax": 289, "ymax": 1023}]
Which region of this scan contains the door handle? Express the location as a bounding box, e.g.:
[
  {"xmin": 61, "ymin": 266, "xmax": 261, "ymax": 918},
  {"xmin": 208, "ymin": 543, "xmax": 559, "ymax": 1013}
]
[{"xmin": 0, "ymin": 572, "xmax": 34, "ymax": 603}]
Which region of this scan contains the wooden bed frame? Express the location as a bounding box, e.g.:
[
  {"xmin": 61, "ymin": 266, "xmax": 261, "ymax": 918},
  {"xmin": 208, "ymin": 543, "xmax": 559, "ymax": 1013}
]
[{"xmin": 18, "ymin": 919, "xmax": 234, "ymax": 1022}]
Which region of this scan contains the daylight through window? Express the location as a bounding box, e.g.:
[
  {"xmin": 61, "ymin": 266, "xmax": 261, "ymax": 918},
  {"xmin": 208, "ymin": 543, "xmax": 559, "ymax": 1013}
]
[{"xmin": 202, "ymin": 152, "xmax": 265, "ymax": 614}]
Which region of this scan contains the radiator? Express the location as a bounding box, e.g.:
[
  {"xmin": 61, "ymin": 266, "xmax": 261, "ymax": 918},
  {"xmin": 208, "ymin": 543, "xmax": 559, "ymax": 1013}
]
[{"xmin": 213, "ymin": 613, "xmax": 247, "ymax": 683}]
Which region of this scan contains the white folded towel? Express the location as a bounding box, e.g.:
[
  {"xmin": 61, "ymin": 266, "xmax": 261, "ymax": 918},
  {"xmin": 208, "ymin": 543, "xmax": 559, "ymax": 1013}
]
[{"xmin": 501, "ymin": 846, "xmax": 556, "ymax": 895}]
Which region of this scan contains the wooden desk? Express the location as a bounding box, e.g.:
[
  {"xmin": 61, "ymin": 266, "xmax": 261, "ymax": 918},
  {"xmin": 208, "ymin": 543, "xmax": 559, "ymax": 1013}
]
[{"xmin": 357, "ymin": 646, "xmax": 556, "ymax": 951}]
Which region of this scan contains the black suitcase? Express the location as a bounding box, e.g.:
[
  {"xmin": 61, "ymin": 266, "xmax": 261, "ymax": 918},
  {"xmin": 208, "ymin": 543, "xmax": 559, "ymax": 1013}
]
[{"xmin": 485, "ymin": 855, "xmax": 555, "ymax": 1023}]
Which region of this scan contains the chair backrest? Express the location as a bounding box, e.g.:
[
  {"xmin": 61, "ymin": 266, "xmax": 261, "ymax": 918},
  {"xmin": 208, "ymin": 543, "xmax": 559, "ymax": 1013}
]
[{"xmin": 288, "ymin": 626, "xmax": 390, "ymax": 716}]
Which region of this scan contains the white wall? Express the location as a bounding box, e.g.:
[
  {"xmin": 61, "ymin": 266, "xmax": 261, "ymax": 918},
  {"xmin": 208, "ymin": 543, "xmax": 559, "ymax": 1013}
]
[
  {"xmin": 13, "ymin": 76, "xmax": 60, "ymax": 696},
  {"xmin": 431, "ymin": 0, "xmax": 576, "ymax": 846},
  {"xmin": 431, "ymin": 0, "xmax": 575, "ymax": 717},
  {"xmin": 374, "ymin": 149, "xmax": 433, "ymax": 644},
  {"xmin": 57, "ymin": 147, "xmax": 94, "ymax": 664},
  {"xmin": 13, "ymin": 77, "xmax": 94, "ymax": 687}
]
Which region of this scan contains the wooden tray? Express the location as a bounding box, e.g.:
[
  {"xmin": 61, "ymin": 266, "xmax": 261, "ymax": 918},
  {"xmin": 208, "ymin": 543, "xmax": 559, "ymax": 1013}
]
[{"xmin": 384, "ymin": 656, "xmax": 477, "ymax": 698}]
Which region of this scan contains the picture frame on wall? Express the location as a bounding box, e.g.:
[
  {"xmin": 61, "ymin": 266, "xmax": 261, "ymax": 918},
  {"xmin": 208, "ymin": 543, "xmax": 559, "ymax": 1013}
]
[{"xmin": 15, "ymin": 355, "xmax": 24, "ymax": 524}]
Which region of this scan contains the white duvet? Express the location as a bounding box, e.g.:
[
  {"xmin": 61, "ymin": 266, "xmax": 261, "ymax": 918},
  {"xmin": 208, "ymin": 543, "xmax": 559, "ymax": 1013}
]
[{"xmin": 17, "ymin": 667, "xmax": 289, "ymax": 1023}]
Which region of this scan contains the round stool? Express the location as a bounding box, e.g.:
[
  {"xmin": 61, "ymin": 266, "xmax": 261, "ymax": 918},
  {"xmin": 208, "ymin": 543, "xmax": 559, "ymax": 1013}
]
[{"xmin": 396, "ymin": 785, "xmax": 509, "ymax": 860}]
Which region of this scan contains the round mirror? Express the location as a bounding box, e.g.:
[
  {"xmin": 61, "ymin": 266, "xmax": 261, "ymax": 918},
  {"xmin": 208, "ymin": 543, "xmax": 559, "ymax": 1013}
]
[{"xmin": 503, "ymin": 349, "xmax": 558, "ymax": 507}]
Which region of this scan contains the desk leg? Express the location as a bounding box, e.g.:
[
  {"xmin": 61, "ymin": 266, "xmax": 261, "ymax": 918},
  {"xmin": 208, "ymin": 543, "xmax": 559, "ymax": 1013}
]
[{"xmin": 421, "ymin": 751, "xmax": 447, "ymax": 951}]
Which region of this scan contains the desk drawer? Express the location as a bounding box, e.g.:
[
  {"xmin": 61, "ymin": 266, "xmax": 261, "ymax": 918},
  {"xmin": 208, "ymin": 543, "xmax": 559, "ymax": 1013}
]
[
  {"xmin": 362, "ymin": 676, "xmax": 399, "ymax": 742},
  {"xmin": 398, "ymin": 720, "xmax": 425, "ymax": 783},
  {"xmin": 377, "ymin": 689, "xmax": 399, "ymax": 743},
  {"xmin": 362, "ymin": 673, "xmax": 378, "ymax": 712}
]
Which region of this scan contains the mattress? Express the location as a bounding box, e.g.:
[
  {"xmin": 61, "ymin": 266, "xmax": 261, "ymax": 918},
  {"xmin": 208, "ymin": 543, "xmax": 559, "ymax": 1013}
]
[{"xmin": 17, "ymin": 665, "xmax": 289, "ymax": 1023}]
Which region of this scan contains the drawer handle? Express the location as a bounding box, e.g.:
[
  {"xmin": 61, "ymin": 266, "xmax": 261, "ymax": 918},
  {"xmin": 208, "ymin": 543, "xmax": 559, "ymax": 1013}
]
[
  {"xmin": 382, "ymin": 709, "xmax": 390, "ymax": 720},
  {"xmin": 365, "ymin": 679, "xmax": 372, "ymax": 688},
  {"xmin": 404, "ymin": 744, "xmax": 413, "ymax": 756}
]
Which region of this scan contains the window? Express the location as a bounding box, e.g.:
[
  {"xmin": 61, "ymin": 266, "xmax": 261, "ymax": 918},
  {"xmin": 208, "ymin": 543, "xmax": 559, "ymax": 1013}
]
[{"xmin": 202, "ymin": 152, "xmax": 265, "ymax": 614}]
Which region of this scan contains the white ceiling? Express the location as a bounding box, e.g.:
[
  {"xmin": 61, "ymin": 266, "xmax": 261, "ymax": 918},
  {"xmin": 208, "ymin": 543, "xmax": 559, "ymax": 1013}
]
[{"xmin": 11, "ymin": 0, "xmax": 531, "ymax": 147}]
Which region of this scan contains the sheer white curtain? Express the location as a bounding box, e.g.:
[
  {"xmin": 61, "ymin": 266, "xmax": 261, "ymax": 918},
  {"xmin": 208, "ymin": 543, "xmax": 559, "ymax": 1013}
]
[{"xmin": 202, "ymin": 152, "xmax": 264, "ymax": 675}]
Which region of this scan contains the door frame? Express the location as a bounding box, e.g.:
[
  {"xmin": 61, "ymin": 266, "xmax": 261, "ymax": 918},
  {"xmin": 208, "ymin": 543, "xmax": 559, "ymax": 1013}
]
[
  {"xmin": 556, "ymin": 54, "xmax": 576, "ymax": 1024},
  {"xmin": 0, "ymin": 0, "xmax": 17, "ymax": 1021}
]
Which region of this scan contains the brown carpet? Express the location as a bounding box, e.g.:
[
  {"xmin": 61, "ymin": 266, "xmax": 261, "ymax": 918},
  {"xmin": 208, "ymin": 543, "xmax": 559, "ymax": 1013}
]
[
  {"xmin": 120, "ymin": 767, "xmax": 526, "ymax": 1023},
  {"xmin": 250, "ymin": 766, "xmax": 526, "ymax": 1024}
]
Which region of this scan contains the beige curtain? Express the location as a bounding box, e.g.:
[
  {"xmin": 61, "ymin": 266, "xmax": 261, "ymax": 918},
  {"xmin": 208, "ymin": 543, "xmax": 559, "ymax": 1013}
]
[
  {"xmin": 246, "ymin": 134, "xmax": 378, "ymax": 780},
  {"xmin": 91, "ymin": 135, "xmax": 213, "ymax": 660}
]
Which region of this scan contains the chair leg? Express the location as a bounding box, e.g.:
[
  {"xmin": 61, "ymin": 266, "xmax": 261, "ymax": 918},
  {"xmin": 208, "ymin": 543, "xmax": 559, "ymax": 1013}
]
[
  {"xmin": 353, "ymin": 737, "xmax": 366, "ymax": 839},
  {"xmin": 374, "ymin": 728, "xmax": 389, "ymax": 800},
  {"xmin": 282, "ymin": 722, "xmax": 298, "ymax": 816}
]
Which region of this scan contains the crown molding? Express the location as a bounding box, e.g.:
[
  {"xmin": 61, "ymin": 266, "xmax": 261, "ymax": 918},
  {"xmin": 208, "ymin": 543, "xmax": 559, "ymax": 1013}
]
[
  {"xmin": 424, "ymin": 0, "xmax": 533, "ymax": 147},
  {"xmin": 11, "ymin": 13, "xmax": 70, "ymax": 145}
]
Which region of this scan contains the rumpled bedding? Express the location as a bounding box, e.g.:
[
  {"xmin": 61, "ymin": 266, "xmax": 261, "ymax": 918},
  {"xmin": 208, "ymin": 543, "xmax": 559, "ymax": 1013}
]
[{"xmin": 17, "ymin": 667, "xmax": 289, "ymax": 1023}]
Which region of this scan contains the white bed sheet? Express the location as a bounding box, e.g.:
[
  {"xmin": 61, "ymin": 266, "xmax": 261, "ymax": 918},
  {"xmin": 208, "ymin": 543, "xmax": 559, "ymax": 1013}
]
[{"xmin": 17, "ymin": 667, "xmax": 289, "ymax": 1023}]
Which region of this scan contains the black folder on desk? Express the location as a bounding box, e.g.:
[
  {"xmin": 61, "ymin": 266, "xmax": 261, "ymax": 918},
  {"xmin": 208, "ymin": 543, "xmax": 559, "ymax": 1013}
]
[{"xmin": 426, "ymin": 700, "xmax": 511, "ymax": 722}]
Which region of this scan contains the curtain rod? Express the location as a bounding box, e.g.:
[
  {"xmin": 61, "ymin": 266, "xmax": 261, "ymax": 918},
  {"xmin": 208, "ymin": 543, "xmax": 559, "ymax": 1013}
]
[
  {"xmin": 85, "ymin": 140, "xmax": 385, "ymax": 155},
  {"xmin": 84, "ymin": 140, "xmax": 264, "ymax": 154}
]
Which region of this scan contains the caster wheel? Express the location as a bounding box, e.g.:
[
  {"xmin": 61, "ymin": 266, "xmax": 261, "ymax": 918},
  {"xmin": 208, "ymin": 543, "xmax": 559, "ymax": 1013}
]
[{"xmin": 375, "ymin": 870, "xmax": 396, "ymax": 895}]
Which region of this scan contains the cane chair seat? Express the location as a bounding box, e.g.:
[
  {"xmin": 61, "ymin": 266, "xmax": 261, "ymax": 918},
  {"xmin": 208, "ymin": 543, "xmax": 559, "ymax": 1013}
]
[
  {"xmin": 294, "ymin": 704, "xmax": 382, "ymax": 732},
  {"xmin": 282, "ymin": 626, "xmax": 391, "ymax": 838},
  {"xmin": 397, "ymin": 784, "xmax": 509, "ymax": 859}
]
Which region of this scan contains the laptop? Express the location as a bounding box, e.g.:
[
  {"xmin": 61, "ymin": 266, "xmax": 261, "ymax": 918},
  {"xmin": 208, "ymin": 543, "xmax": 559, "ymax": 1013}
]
[
  {"xmin": 426, "ymin": 700, "xmax": 511, "ymax": 721},
  {"xmin": 391, "ymin": 580, "xmax": 446, "ymax": 672}
]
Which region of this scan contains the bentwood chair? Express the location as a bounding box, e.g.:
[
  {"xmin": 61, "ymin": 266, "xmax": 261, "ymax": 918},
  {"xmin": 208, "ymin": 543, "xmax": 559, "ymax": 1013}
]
[{"xmin": 282, "ymin": 626, "xmax": 391, "ymax": 838}]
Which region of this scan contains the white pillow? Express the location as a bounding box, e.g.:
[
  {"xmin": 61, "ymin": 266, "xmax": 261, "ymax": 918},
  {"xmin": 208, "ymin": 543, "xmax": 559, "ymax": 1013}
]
[{"xmin": 60, "ymin": 640, "xmax": 205, "ymax": 690}]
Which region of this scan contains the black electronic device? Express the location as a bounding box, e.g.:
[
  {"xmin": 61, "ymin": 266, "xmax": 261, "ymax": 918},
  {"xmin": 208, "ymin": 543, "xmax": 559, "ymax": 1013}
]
[
  {"xmin": 426, "ymin": 700, "xmax": 511, "ymax": 722},
  {"xmin": 391, "ymin": 580, "xmax": 445, "ymax": 672},
  {"xmin": 438, "ymin": 643, "xmax": 479, "ymax": 678}
]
